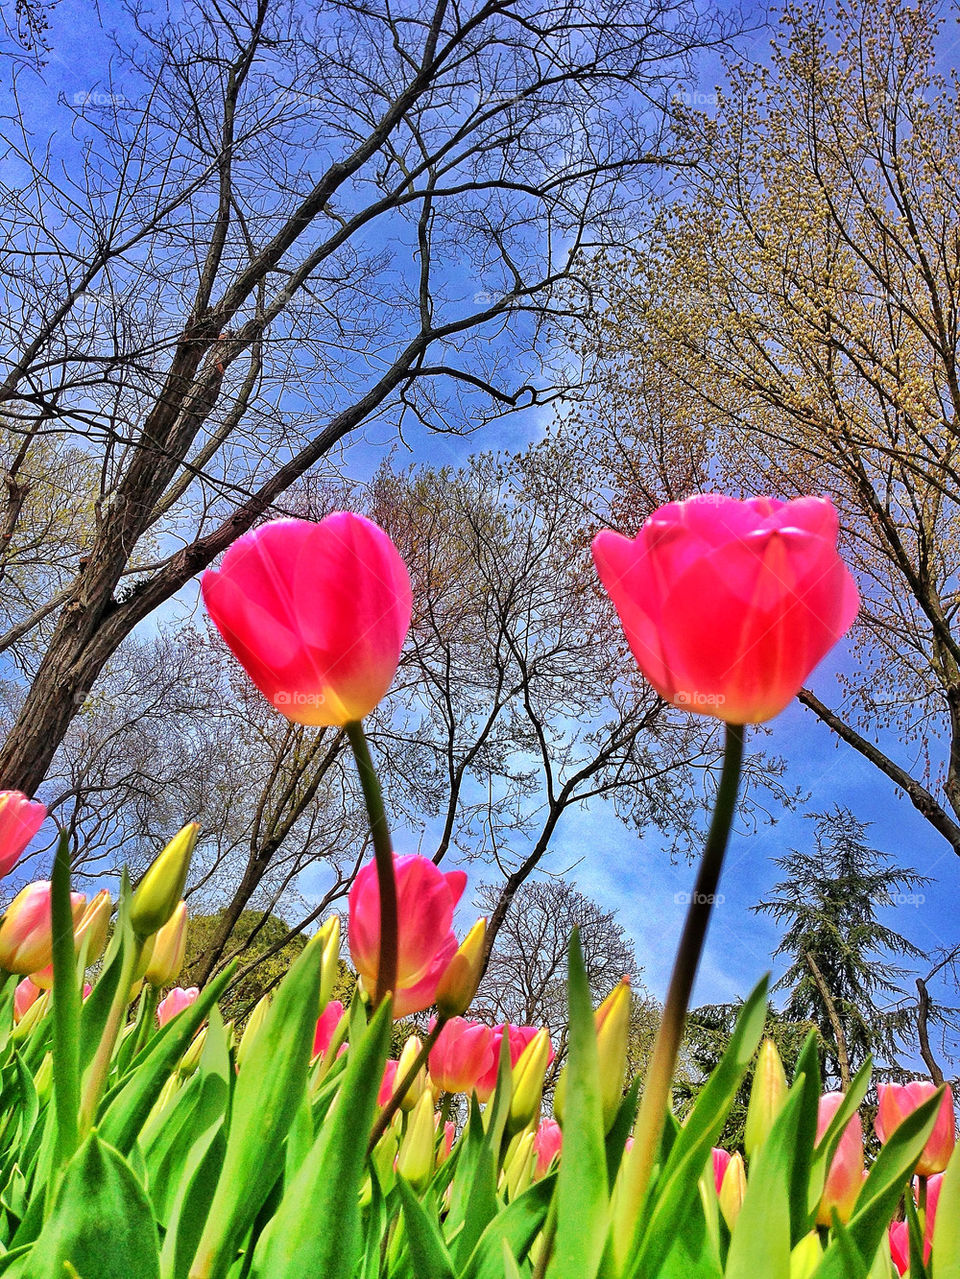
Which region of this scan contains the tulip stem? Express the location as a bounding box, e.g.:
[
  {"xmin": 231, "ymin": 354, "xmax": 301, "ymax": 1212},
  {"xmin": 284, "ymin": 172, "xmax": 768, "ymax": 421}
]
[
  {"xmin": 79, "ymin": 931, "xmax": 141, "ymax": 1135},
  {"xmin": 345, "ymin": 720, "xmax": 398, "ymax": 1010},
  {"xmin": 615, "ymin": 722, "xmax": 745, "ymax": 1267},
  {"xmin": 50, "ymin": 830, "xmax": 80, "ymax": 1182},
  {"xmin": 368, "ymin": 1015, "xmax": 448, "ymax": 1153}
]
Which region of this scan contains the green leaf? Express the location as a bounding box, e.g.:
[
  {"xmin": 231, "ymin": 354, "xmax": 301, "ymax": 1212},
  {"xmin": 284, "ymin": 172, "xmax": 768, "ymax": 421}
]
[
  {"xmin": 605, "ymin": 1076, "xmax": 641, "ymax": 1188},
  {"xmin": 787, "ymin": 1033, "xmax": 822, "ymax": 1241},
  {"xmin": 556, "ymin": 929, "xmax": 609, "ymax": 1279},
  {"xmin": 248, "ymin": 996, "xmax": 393, "ymax": 1279},
  {"xmin": 188, "ymin": 936, "xmax": 329, "ymax": 1279},
  {"xmin": 9, "ymin": 1134, "xmax": 160, "ymax": 1279},
  {"xmin": 462, "ymin": 1177, "xmax": 554, "ymax": 1279},
  {"xmin": 931, "ymin": 1139, "xmax": 960, "ymax": 1279},
  {"xmin": 395, "ymin": 1177, "xmax": 456, "ymax": 1279},
  {"xmin": 653, "ymin": 1180, "xmax": 722, "ymax": 1279},
  {"xmin": 725, "ymin": 1086, "xmax": 805, "ymax": 1279},
  {"xmin": 628, "ymin": 978, "xmax": 769, "ymax": 1279}
]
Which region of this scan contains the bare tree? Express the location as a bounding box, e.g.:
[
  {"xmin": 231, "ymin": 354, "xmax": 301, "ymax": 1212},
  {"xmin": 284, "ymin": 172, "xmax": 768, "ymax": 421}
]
[{"xmin": 0, "ymin": 0, "xmax": 731, "ymax": 795}]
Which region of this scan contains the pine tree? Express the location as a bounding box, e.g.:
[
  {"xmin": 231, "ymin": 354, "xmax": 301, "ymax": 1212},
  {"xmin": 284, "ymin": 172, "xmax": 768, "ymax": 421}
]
[{"xmin": 753, "ymin": 807, "xmax": 930, "ymax": 1087}]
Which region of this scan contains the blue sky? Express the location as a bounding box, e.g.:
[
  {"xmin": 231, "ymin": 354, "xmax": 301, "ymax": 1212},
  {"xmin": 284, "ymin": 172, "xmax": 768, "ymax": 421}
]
[{"xmin": 8, "ymin": 0, "xmax": 959, "ymax": 1066}]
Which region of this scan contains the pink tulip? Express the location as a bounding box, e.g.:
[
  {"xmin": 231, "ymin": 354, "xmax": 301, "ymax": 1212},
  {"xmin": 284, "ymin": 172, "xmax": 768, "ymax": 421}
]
[
  {"xmin": 0, "ymin": 882, "xmax": 86, "ymax": 975},
  {"xmin": 888, "ymin": 1174, "xmax": 943, "ymax": 1275},
  {"xmin": 533, "ymin": 1118, "xmax": 562, "ymax": 1177},
  {"xmin": 877, "ymin": 1082, "xmax": 956, "ymax": 1176},
  {"xmin": 592, "ymin": 495, "xmax": 859, "ymax": 724},
  {"xmin": 428, "ymin": 1018, "xmax": 495, "ymax": 1095},
  {"xmin": 348, "ymin": 853, "xmax": 467, "ymax": 1018},
  {"xmin": 889, "ymin": 1222, "xmax": 908, "ymax": 1275},
  {"xmin": 312, "ymin": 999, "xmax": 344, "ymax": 1058},
  {"xmin": 475, "ymin": 1024, "xmax": 554, "ymax": 1103},
  {"xmin": 157, "ymin": 986, "xmax": 199, "ymax": 1026},
  {"xmin": 439, "ymin": 1118, "xmax": 456, "ymax": 1164},
  {"xmin": 13, "ymin": 976, "xmax": 41, "ymax": 1022},
  {"xmin": 0, "ymin": 792, "xmax": 46, "ymax": 878},
  {"xmin": 379, "ymin": 1059, "xmax": 400, "ymax": 1107},
  {"xmin": 816, "ymin": 1092, "xmax": 864, "ymax": 1226},
  {"xmin": 711, "ymin": 1147, "xmax": 732, "ymax": 1196},
  {"xmin": 202, "ymin": 514, "xmax": 412, "ymax": 727}
]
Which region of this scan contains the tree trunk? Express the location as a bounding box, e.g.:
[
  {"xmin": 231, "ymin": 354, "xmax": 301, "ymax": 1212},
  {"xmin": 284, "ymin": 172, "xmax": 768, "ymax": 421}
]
[{"xmin": 805, "ymin": 951, "xmax": 851, "ymax": 1088}]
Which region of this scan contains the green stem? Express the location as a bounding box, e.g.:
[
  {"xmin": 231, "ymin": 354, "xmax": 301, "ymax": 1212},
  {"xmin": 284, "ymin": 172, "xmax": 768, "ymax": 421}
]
[
  {"xmin": 345, "ymin": 720, "xmax": 398, "ymax": 1009},
  {"xmin": 78, "ymin": 933, "xmax": 141, "ymax": 1134},
  {"xmin": 50, "ymin": 830, "xmax": 79, "ymax": 1177},
  {"xmin": 368, "ymin": 1015, "xmax": 448, "ymax": 1153},
  {"xmin": 131, "ymin": 985, "xmax": 160, "ymax": 1057},
  {"xmin": 615, "ymin": 723, "xmax": 745, "ymax": 1267}
]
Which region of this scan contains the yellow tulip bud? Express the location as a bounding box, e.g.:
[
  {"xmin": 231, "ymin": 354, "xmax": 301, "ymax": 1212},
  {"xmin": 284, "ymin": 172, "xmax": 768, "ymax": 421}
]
[
  {"xmin": 143, "ymin": 901, "xmax": 188, "ymax": 987},
  {"xmin": 396, "ymin": 1035, "xmax": 428, "ymax": 1112},
  {"xmin": 11, "ymin": 989, "xmax": 49, "ymax": 1041},
  {"xmin": 317, "ymin": 916, "xmax": 341, "ymax": 1012},
  {"xmin": 435, "ymin": 918, "xmax": 487, "ymax": 1018},
  {"xmin": 502, "ymin": 1130, "xmax": 536, "ymax": 1200},
  {"xmin": 130, "ymin": 824, "xmax": 198, "ymax": 937},
  {"xmin": 370, "ymin": 1110, "xmax": 403, "ymax": 1196},
  {"xmin": 179, "ymin": 1025, "xmax": 207, "ymax": 1077},
  {"xmin": 744, "ymin": 1039, "xmax": 788, "ymax": 1159},
  {"xmin": 236, "ymin": 993, "xmax": 271, "ymax": 1071},
  {"xmin": 396, "ymin": 1090, "xmax": 436, "ymax": 1191},
  {"xmin": 718, "ymin": 1151, "xmax": 746, "ymax": 1230},
  {"xmin": 33, "ymin": 1052, "xmax": 52, "ymax": 1101},
  {"xmin": 555, "ymin": 976, "xmax": 631, "ymax": 1132},
  {"xmin": 508, "ymin": 1028, "xmax": 551, "ymax": 1133},
  {"xmin": 790, "ymin": 1232, "xmax": 823, "ymax": 1279}
]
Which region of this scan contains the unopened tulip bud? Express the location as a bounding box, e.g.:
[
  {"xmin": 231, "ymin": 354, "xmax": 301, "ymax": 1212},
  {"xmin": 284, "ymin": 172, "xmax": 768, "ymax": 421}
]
[
  {"xmin": 33, "ymin": 1052, "xmax": 53, "ymax": 1101},
  {"xmin": 790, "ymin": 1233, "xmax": 822, "ymax": 1279},
  {"xmin": 718, "ymin": 1151, "xmax": 746, "ymax": 1229},
  {"xmin": 179, "ymin": 1025, "xmax": 207, "ymax": 1077},
  {"xmin": 396, "ymin": 1090, "xmax": 436, "ymax": 1191},
  {"xmin": 0, "ymin": 881, "xmax": 86, "ymax": 975},
  {"xmin": 876, "ymin": 1082, "xmax": 956, "ymax": 1176},
  {"xmin": 371, "ymin": 1110, "xmax": 402, "ymax": 1193},
  {"xmin": 555, "ymin": 977, "xmax": 630, "ymax": 1132},
  {"xmin": 237, "ymin": 993, "xmax": 271, "ymax": 1071},
  {"xmin": 11, "ymin": 988, "xmax": 48, "ymax": 1040},
  {"xmin": 502, "ymin": 1130, "xmax": 536, "ymax": 1200},
  {"xmin": 158, "ymin": 985, "xmax": 199, "ymax": 1027},
  {"xmin": 396, "ymin": 1035, "xmax": 428, "ymax": 1112},
  {"xmin": 0, "ymin": 791, "xmax": 45, "ymax": 878},
  {"xmin": 435, "ymin": 918, "xmax": 487, "ymax": 1018},
  {"xmin": 508, "ymin": 1027, "xmax": 552, "ymax": 1132},
  {"xmin": 317, "ymin": 915, "xmax": 341, "ymax": 1012},
  {"xmin": 816, "ymin": 1092, "xmax": 864, "ymax": 1226},
  {"xmin": 13, "ymin": 976, "xmax": 41, "ymax": 1022},
  {"xmin": 30, "ymin": 888, "xmax": 111, "ymax": 990},
  {"xmin": 745, "ymin": 1039, "xmax": 788, "ymax": 1158},
  {"xmin": 143, "ymin": 901, "xmax": 188, "ymax": 986},
  {"xmin": 130, "ymin": 823, "xmax": 198, "ymax": 937}
]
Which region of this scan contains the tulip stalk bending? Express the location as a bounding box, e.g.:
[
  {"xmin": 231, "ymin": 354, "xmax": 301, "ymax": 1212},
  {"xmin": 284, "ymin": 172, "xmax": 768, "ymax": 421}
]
[
  {"xmin": 345, "ymin": 720, "xmax": 398, "ymax": 1008},
  {"xmin": 49, "ymin": 831, "xmax": 80, "ymax": 1183},
  {"xmin": 617, "ymin": 722, "xmax": 745, "ymax": 1262}
]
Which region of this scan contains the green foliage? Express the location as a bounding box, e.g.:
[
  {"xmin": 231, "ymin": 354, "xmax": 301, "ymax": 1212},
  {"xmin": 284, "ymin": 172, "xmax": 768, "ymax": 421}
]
[{"xmin": 185, "ymin": 909, "xmax": 309, "ymax": 1022}]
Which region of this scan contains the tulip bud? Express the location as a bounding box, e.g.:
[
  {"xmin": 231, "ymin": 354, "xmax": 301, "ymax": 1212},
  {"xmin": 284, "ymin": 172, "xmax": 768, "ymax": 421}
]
[
  {"xmin": 816, "ymin": 1092, "xmax": 864, "ymax": 1226},
  {"xmin": 0, "ymin": 881, "xmax": 86, "ymax": 975},
  {"xmin": 718, "ymin": 1151, "xmax": 746, "ymax": 1229},
  {"xmin": 396, "ymin": 1090, "xmax": 436, "ymax": 1191},
  {"xmin": 11, "ymin": 988, "xmax": 48, "ymax": 1040},
  {"xmin": 317, "ymin": 915, "xmax": 341, "ymax": 1013},
  {"xmin": 502, "ymin": 1130, "xmax": 536, "ymax": 1200},
  {"xmin": 130, "ymin": 824, "xmax": 198, "ymax": 937},
  {"xmin": 29, "ymin": 889, "xmax": 112, "ymax": 990},
  {"xmin": 33, "ymin": 1052, "xmax": 53, "ymax": 1102},
  {"xmin": 435, "ymin": 918, "xmax": 487, "ymax": 1018},
  {"xmin": 13, "ymin": 976, "xmax": 41, "ymax": 1023},
  {"xmin": 876, "ymin": 1082, "xmax": 956, "ymax": 1176},
  {"xmin": 157, "ymin": 985, "xmax": 199, "ymax": 1027},
  {"xmin": 745, "ymin": 1039, "xmax": 788, "ymax": 1158},
  {"xmin": 370, "ymin": 1110, "xmax": 403, "ymax": 1194},
  {"xmin": 179, "ymin": 1025, "xmax": 208, "ymax": 1077},
  {"xmin": 237, "ymin": 993, "xmax": 271, "ymax": 1071},
  {"xmin": 396, "ymin": 1035, "xmax": 428, "ymax": 1112},
  {"xmin": 0, "ymin": 790, "xmax": 45, "ymax": 878},
  {"xmin": 790, "ymin": 1233, "xmax": 822, "ymax": 1279},
  {"xmin": 508, "ymin": 1028, "xmax": 552, "ymax": 1132},
  {"xmin": 143, "ymin": 901, "xmax": 188, "ymax": 987},
  {"xmin": 555, "ymin": 977, "xmax": 630, "ymax": 1132}
]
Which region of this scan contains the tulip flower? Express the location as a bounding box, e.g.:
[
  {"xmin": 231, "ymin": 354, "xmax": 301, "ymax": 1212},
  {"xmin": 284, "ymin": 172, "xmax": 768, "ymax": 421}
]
[
  {"xmin": 533, "ymin": 1118, "xmax": 562, "ymax": 1177},
  {"xmin": 475, "ymin": 1024, "xmax": 551, "ymax": 1104},
  {"xmin": 816, "ymin": 1092, "xmax": 864, "ymax": 1226},
  {"xmin": 711, "ymin": 1148, "xmax": 731, "ymax": 1196},
  {"xmin": 889, "ymin": 1172, "xmax": 943, "ymax": 1273},
  {"xmin": 0, "ymin": 791, "xmax": 45, "ymax": 878},
  {"xmin": 876, "ymin": 1081, "xmax": 956, "ymax": 1176},
  {"xmin": 745, "ymin": 1039, "xmax": 788, "ymax": 1158},
  {"xmin": 508, "ymin": 1027, "xmax": 553, "ymax": 1132},
  {"xmin": 554, "ymin": 977, "xmax": 631, "ymax": 1132},
  {"xmin": 13, "ymin": 976, "xmax": 41, "ymax": 1023},
  {"xmin": 395, "ymin": 1035, "xmax": 429, "ymax": 1112},
  {"xmin": 438, "ymin": 1118, "xmax": 456, "ymax": 1165},
  {"xmin": 428, "ymin": 1018, "xmax": 495, "ymax": 1095},
  {"xmin": 348, "ymin": 853, "xmax": 466, "ymax": 1018},
  {"xmin": 157, "ymin": 986, "xmax": 200, "ymax": 1027},
  {"xmin": 30, "ymin": 889, "xmax": 112, "ymax": 990},
  {"xmin": 312, "ymin": 999, "xmax": 344, "ymax": 1059},
  {"xmin": 202, "ymin": 513, "xmax": 412, "ymax": 728},
  {"xmin": 0, "ymin": 881, "xmax": 86, "ymax": 975},
  {"xmin": 130, "ymin": 824, "xmax": 198, "ymax": 937},
  {"xmin": 143, "ymin": 900, "xmax": 188, "ymax": 986},
  {"xmin": 316, "ymin": 915, "xmax": 341, "ymax": 1012},
  {"xmin": 718, "ymin": 1151, "xmax": 746, "ymax": 1230},
  {"xmin": 435, "ymin": 917, "xmax": 486, "ymax": 1018},
  {"xmin": 889, "ymin": 1221, "xmax": 909, "ymax": 1276},
  {"xmin": 396, "ymin": 1091, "xmax": 436, "ymax": 1191},
  {"xmin": 592, "ymin": 494, "xmax": 859, "ymax": 723},
  {"xmin": 378, "ymin": 1060, "xmax": 401, "ymax": 1108}
]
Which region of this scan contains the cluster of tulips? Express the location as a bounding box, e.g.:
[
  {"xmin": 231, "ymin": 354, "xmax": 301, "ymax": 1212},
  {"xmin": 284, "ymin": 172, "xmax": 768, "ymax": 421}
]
[{"xmin": 0, "ymin": 492, "xmax": 956, "ymax": 1279}]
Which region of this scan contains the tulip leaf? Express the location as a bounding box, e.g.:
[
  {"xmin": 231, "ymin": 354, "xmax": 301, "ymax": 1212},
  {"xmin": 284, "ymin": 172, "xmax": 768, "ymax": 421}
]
[
  {"xmin": 627, "ymin": 977, "xmax": 769, "ymax": 1279},
  {"xmin": 7, "ymin": 1133, "xmax": 160, "ymax": 1279},
  {"xmin": 812, "ymin": 1089, "xmax": 944, "ymax": 1279},
  {"xmin": 725, "ymin": 1086, "xmax": 804, "ymax": 1279},
  {"xmin": 653, "ymin": 1180, "xmax": 722, "ymax": 1279},
  {"xmin": 462, "ymin": 1176, "xmax": 554, "ymax": 1279},
  {"xmin": 786, "ymin": 1033, "xmax": 822, "ymax": 1240},
  {"xmin": 188, "ymin": 935, "xmax": 328, "ymax": 1279},
  {"xmin": 395, "ymin": 1176, "xmax": 456, "ymax": 1279},
  {"xmin": 247, "ymin": 995, "xmax": 392, "ymax": 1279},
  {"xmin": 555, "ymin": 929, "xmax": 609, "ymax": 1279},
  {"xmin": 605, "ymin": 1075, "xmax": 641, "ymax": 1187},
  {"xmin": 932, "ymin": 1139, "xmax": 960, "ymax": 1279}
]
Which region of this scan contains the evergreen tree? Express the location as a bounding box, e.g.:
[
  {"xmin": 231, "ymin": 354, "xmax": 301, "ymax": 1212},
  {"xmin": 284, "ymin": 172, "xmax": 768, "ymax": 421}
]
[{"xmin": 753, "ymin": 807, "xmax": 930, "ymax": 1086}]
